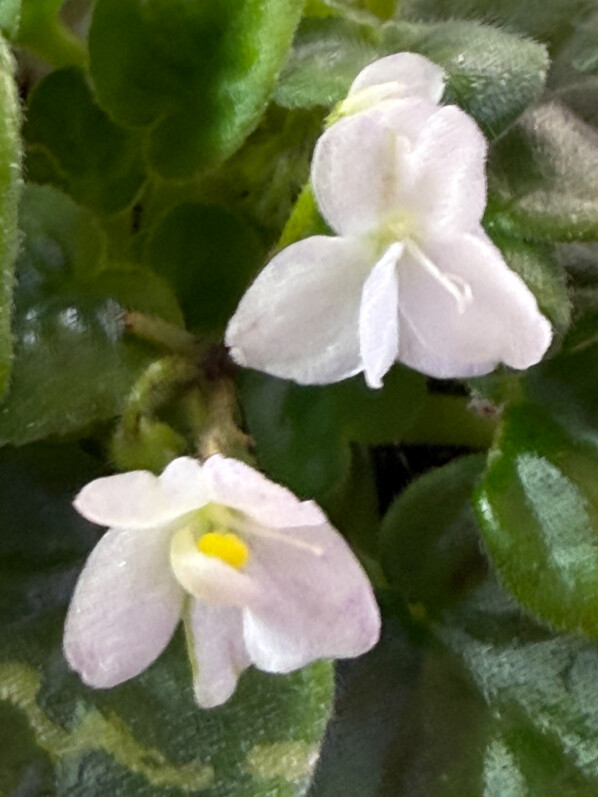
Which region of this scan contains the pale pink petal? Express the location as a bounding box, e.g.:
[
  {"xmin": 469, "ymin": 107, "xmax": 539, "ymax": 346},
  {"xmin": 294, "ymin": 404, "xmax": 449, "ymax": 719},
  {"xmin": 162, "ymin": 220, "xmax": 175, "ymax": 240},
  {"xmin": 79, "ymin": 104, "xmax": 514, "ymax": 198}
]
[
  {"xmin": 226, "ymin": 236, "xmax": 368, "ymax": 385},
  {"xmin": 185, "ymin": 601, "xmax": 251, "ymax": 708},
  {"xmin": 73, "ymin": 457, "xmax": 209, "ymax": 530},
  {"xmin": 169, "ymin": 527, "xmax": 262, "ymax": 606},
  {"xmin": 359, "ymin": 243, "xmax": 402, "ymax": 389},
  {"xmin": 203, "ymin": 455, "xmax": 326, "ymax": 528},
  {"xmin": 398, "ymin": 233, "xmax": 553, "ymax": 378},
  {"xmin": 350, "ymin": 52, "xmax": 446, "ymax": 104},
  {"xmin": 64, "ymin": 525, "xmax": 183, "ymax": 688},
  {"xmin": 242, "ymin": 524, "xmax": 380, "ymax": 673}
]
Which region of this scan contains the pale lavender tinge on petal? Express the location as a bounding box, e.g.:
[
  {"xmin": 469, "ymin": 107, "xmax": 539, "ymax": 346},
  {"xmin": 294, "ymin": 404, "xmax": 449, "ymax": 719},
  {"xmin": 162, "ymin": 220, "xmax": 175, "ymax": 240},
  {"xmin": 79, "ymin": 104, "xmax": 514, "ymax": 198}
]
[
  {"xmin": 64, "ymin": 524, "xmax": 183, "ymax": 688},
  {"xmin": 74, "ymin": 457, "xmax": 209, "ymax": 530},
  {"xmin": 359, "ymin": 243, "xmax": 402, "ymax": 389},
  {"xmin": 185, "ymin": 600, "xmax": 251, "ymax": 708},
  {"xmin": 242, "ymin": 523, "xmax": 380, "ymax": 673},
  {"xmin": 225, "ymin": 236, "xmax": 368, "ymax": 385},
  {"xmin": 203, "ymin": 455, "xmax": 326, "ymax": 529}
]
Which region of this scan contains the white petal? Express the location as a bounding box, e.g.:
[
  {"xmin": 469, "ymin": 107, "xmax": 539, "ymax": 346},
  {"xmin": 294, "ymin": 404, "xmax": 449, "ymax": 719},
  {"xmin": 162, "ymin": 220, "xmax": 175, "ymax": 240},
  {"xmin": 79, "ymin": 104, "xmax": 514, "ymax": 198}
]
[
  {"xmin": 203, "ymin": 455, "xmax": 326, "ymax": 527},
  {"xmin": 349, "ymin": 52, "xmax": 446, "ymax": 104},
  {"xmin": 312, "ymin": 112, "xmax": 400, "ymax": 237},
  {"xmin": 398, "ymin": 233, "xmax": 553, "ymax": 378},
  {"xmin": 359, "ymin": 243, "xmax": 402, "ymax": 389},
  {"xmin": 185, "ymin": 601, "xmax": 251, "ymax": 708},
  {"xmin": 226, "ymin": 236, "xmax": 368, "ymax": 385},
  {"xmin": 404, "ymin": 105, "xmax": 488, "ymax": 234},
  {"xmin": 169, "ymin": 526, "xmax": 262, "ymax": 606},
  {"xmin": 64, "ymin": 525, "xmax": 183, "ymax": 688},
  {"xmin": 242, "ymin": 524, "xmax": 380, "ymax": 673},
  {"xmin": 74, "ymin": 456, "xmax": 210, "ymax": 530}
]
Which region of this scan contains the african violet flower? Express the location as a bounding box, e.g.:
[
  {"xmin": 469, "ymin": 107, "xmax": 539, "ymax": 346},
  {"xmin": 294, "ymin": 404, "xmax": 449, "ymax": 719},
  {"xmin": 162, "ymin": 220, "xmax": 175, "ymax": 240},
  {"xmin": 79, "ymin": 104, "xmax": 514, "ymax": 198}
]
[
  {"xmin": 226, "ymin": 54, "xmax": 552, "ymax": 388},
  {"xmin": 64, "ymin": 455, "xmax": 380, "ymax": 708}
]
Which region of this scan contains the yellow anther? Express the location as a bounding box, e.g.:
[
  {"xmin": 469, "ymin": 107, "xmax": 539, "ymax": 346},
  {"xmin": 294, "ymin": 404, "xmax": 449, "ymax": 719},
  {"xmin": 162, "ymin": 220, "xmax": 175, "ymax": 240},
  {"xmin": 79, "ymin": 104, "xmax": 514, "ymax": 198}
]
[{"xmin": 197, "ymin": 531, "xmax": 249, "ymax": 570}]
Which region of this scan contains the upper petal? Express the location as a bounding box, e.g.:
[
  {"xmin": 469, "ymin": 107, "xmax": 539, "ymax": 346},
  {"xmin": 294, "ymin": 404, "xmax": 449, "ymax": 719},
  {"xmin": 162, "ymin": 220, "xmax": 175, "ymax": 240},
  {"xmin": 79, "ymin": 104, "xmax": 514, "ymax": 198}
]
[
  {"xmin": 169, "ymin": 526, "xmax": 262, "ymax": 607},
  {"xmin": 359, "ymin": 243, "xmax": 402, "ymax": 389},
  {"xmin": 203, "ymin": 455, "xmax": 327, "ymax": 528},
  {"xmin": 242, "ymin": 523, "xmax": 380, "ymax": 673},
  {"xmin": 74, "ymin": 456, "xmax": 210, "ymax": 530},
  {"xmin": 312, "ymin": 111, "xmax": 402, "ymax": 237},
  {"xmin": 185, "ymin": 600, "xmax": 251, "ymax": 708},
  {"xmin": 404, "ymin": 105, "xmax": 488, "ymax": 234},
  {"xmin": 398, "ymin": 233, "xmax": 553, "ymax": 378},
  {"xmin": 349, "ymin": 52, "xmax": 446, "ymax": 104},
  {"xmin": 64, "ymin": 524, "xmax": 183, "ymax": 688},
  {"xmin": 226, "ymin": 236, "xmax": 368, "ymax": 385}
]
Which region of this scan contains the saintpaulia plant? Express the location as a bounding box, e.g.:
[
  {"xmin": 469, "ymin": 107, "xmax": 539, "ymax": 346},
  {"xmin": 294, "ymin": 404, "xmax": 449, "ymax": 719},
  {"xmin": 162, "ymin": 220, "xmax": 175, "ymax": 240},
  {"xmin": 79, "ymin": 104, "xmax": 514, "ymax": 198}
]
[
  {"xmin": 226, "ymin": 53, "xmax": 552, "ymax": 388},
  {"xmin": 64, "ymin": 455, "xmax": 380, "ymax": 708}
]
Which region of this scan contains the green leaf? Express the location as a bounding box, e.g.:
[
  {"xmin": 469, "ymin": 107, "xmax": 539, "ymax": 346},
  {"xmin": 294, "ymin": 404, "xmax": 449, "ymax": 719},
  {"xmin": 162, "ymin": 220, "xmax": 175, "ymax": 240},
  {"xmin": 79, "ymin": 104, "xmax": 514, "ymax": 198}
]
[
  {"xmin": 274, "ymin": 17, "xmax": 381, "ymax": 109},
  {"xmin": 24, "ymin": 67, "xmax": 146, "ymax": 215},
  {"xmin": 488, "ymin": 102, "xmax": 598, "ymax": 242},
  {"xmin": 476, "ymin": 401, "xmax": 598, "ymax": 638},
  {"xmin": 239, "ymin": 366, "xmax": 426, "ymax": 500},
  {"xmin": 0, "ymin": 444, "xmax": 334, "ymax": 796},
  {"xmin": 381, "ymin": 455, "xmax": 487, "ymax": 616},
  {"xmin": 143, "ymin": 202, "xmax": 263, "ymax": 332},
  {"xmin": 239, "ymin": 370, "xmax": 352, "ymax": 500},
  {"xmin": 0, "ymin": 36, "xmax": 22, "ymax": 397},
  {"xmin": 438, "ymin": 578, "xmax": 598, "ymax": 794},
  {"xmin": 382, "ymin": 20, "xmax": 549, "ymax": 139},
  {"xmin": 0, "ymin": 185, "xmax": 183, "ymax": 445},
  {"xmin": 0, "ymin": 0, "xmax": 20, "ymax": 39},
  {"xmin": 89, "ymin": 0, "xmax": 305, "ymax": 179},
  {"xmin": 12, "ymin": 0, "xmax": 87, "ymax": 68},
  {"xmin": 398, "ymin": 0, "xmax": 596, "ymax": 51}
]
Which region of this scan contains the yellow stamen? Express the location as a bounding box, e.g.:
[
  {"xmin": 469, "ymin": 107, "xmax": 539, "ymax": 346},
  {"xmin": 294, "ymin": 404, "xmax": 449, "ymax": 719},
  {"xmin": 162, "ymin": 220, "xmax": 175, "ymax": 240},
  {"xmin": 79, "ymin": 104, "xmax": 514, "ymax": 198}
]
[{"xmin": 197, "ymin": 531, "xmax": 249, "ymax": 570}]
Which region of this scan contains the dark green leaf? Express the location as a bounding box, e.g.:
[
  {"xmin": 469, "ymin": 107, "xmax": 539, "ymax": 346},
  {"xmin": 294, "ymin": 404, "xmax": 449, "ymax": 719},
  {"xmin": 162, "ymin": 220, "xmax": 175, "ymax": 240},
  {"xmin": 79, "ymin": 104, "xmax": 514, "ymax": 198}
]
[
  {"xmin": 488, "ymin": 102, "xmax": 598, "ymax": 242},
  {"xmin": 274, "ymin": 17, "xmax": 381, "ymax": 109},
  {"xmin": 25, "ymin": 67, "xmax": 146, "ymax": 214},
  {"xmin": 239, "ymin": 370, "xmax": 352, "ymax": 500},
  {"xmin": 143, "ymin": 203, "xmax": 263, "ymax": 332},
  {"xmin": 89, "ymin": 0, "xmax": 305, "ymax": 178},
  {"xmin": 13, "ymin": 0, "xmax": 87, "ymax": 68},
  {"xmin": 0, "ymin": 444, "xmax": 334, "ymax": 796},
  {"xmin": 0, "ymin": 37, "xmax": 22, "ymax": 398},
  {"xmin": 476, "ymin": 401, "xmax": 598, "ymax": 638},
  {"xmin": 381, "ymin": 455, "xmax": 487, "ymax": 616},
  {"xmin": 382, "ymin": 20, "xmax": 549, "ymax": 138},
  {"xmin": 0, "ymin": 185, "xmax": 183, "ymax": 445},
  {"xmin": 398, "ymin": 0, "xmax": 596, "ymax": 51}
]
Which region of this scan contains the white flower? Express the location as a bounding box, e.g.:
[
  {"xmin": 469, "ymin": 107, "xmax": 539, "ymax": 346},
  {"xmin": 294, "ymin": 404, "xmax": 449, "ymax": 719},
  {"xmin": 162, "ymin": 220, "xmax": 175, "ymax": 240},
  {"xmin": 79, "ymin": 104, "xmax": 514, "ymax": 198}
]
[
  {"xmin": 225, "ymin": 54, "xmax": 552, "ymax": 388},
  {"xmin": 64, "ymin": 455, "xmax": 380, "ymax": 708}
]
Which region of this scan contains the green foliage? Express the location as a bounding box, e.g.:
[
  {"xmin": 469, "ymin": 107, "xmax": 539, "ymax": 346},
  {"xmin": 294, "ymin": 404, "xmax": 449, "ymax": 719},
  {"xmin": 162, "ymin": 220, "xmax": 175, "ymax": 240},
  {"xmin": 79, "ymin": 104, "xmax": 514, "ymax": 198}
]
[
  {"xmin": 0, "ymin": 185, "xmax": 183, "ymax": 445},
  {"xmin": 143, "ymin": 203, "xmax": 264, "ymax": 332},
  {"xmin": 0, "ymin": 444, "xmax": 334, "ymax": 796},
  {"xmin": 24, "ymin": 67, "xmax": 146, "ymax": 214},
  {"xmin": 0, "ymin": 37, "xmax": 21, "ymax": 398},
  {"xmin": 381, "ymin": 455, "xmax": 487, "ymax": 616},
  {"xmin": 276, "ymin": 16, "xmax": 548, "ymax": 138},
  {"xmin": 9, "ymin": 0, "xmax": 87, "ymax": 67},
  {"xmin": 240, "ymin": 365, "xmax": 425, "ymax": 500},
  {"xmin": 476, "ymin": 401, "xmax": 598, "ymax": 638},
  {"xmin": 383, "ymin": 20, "xmax": 549, "ymax": 138},
  {"xmin": 89, "ymin": 0, "xmax": 306, "ymax": 178},
  {"xmin": 488, "ymin": 102, "xmax": 598, "ymax": 242}
]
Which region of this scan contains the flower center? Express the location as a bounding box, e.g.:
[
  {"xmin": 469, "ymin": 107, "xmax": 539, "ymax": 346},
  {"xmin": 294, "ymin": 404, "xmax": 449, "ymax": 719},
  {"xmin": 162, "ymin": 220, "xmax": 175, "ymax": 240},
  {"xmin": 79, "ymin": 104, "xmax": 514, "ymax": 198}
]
[
  {"xmin": 370, "ymin": 211, "xmax": 416, "ymax": 255},
  {"xmin": 197, "ymin": 530, "xmax": 249, "ymax": 570}
]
